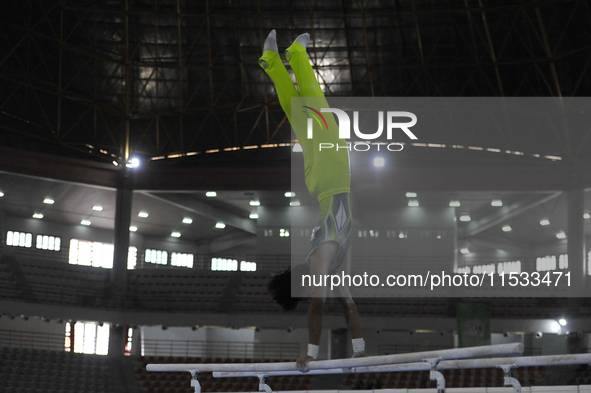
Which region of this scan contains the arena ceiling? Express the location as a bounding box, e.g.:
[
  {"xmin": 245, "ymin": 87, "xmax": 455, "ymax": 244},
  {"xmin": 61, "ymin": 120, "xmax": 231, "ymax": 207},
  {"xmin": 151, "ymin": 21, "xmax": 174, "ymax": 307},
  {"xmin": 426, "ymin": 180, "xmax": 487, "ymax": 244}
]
[{"xmin": 0, "ymin": 0, "xmax": 590, "ymax": 169}]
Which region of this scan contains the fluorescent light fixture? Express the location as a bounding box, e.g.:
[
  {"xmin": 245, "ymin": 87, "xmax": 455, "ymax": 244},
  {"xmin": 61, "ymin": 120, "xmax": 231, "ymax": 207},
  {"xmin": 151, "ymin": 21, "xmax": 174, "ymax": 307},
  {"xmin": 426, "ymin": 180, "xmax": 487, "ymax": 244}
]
[
  {"xmin": 502, "ymin": 225, "xmax": 512, "ymax": 232},
  {"xmin": 81, "ymin": 220, "xmax": 91, "ymax": 226},
  {"xmin": 92, "ymin": 205, "xmax": 103, "ymax": 211},
  {"xmin": 460, "ymin": 248, "xmax": 469, "ymax": 254},
  {"xmin": 373, "ymin": 157, "xmax": 385, "ymax": 167},
  {"xmin": 290, "ymin": 201, "xmax": 301, "ymax": 207},
  {"xmin": 558, "ymin": 318, "xmax": 567, "ymax": 326},
  {"xmin": 249, "ymin": 201, "xmax": 260, "ymax": 206},
  {"xmin": 540, "ymin": 219, "xmax": 550, "ymax": 226},
  {"xmin": 215, "ymin": 222, "xmax": 226, "ymax": 229},
  {"xmin": 449, "ymin": 200, "xmax": 461, "ymax": 207},
  {"xmin": 206, "ymin": 191, "xmax": 217, "ymax": 197},
  {"xmin": 129, "ymin": 226, "xmax": 138, "ymax": 232},
  {"xmin": 408, "ymin": 200, "xmax": 419, "ymax": 207},
  {"xmin": 285, "ymin": 191, "xmax": 296, "ymax": 198},
  {"xmin": 43, "ymin": 198, "xmax": 55, "ymax": 205},
  {"xmin": 112, "ymin": 161, "xmax": 119, "ymax": 166},
  {"xmin": 182, "ymin": 218, "xmax": 193, "ymax": 224},
  {"xmin": 584, "ymin": 213, "xmax": 590, "ymax": 219},
  {"xmin": 32, "ymin": 213, "xmax": 43, "ymax": 219},
  {"xmin": 556, "ymin": 232, "xmax": 566, "ymax": 239},
  {"xmin": 292, "ymin": 143, "xmax": 303, "ymax": 152},
  {"xmin": 138, "ymin": 212, "xmax": 149, "ymax": 218},
  {"xmin": 249, "ymin": 213, "xmax": 259, "ymax": 219},
  {"xmin": 171, "ymin": 232, "xmax": 181, "ymax": 238},
  {"xmin": 491, "ymin": 199, "xmax": 503, "ymax": 207},
  {"xmin": 406, "ymin": 192, "xmax": 417, "ymax": 198},
  {"xmin": 459, "ymin": 214, "xmax": 471, "ymax": 222}
]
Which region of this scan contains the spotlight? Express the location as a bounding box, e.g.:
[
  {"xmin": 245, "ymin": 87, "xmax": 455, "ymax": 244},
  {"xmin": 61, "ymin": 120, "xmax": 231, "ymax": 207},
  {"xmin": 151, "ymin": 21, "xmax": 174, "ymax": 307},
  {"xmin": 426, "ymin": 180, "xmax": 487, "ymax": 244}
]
[
  {"xmin": 558, "ymin": 318, "xmax": 567, "ymax": 326},
  {"xmin": 373, "ymin": 157, "xmax": 385, "ymax": 167},
  {"xmin": 126, "ymin": 157, "xmax": 140, "ymax": 168},
  {"xmin": 535, "ymin": 332, "xmax": 543, "ymax": 339}
]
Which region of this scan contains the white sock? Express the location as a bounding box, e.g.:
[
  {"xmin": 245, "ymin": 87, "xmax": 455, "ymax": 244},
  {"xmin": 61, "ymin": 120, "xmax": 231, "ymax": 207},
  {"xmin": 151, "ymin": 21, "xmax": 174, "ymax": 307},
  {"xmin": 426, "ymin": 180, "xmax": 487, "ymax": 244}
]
[
  {"xmin": 263, "ymin": 29, "xmax": 278, "ymax": 53},
  {"xmin": 352, "ymin": 338, "xmax": 365, "ymax": 353},
  {"xmin": 294, "ymin": 32, "xmax": 310, "ymax": 48}
]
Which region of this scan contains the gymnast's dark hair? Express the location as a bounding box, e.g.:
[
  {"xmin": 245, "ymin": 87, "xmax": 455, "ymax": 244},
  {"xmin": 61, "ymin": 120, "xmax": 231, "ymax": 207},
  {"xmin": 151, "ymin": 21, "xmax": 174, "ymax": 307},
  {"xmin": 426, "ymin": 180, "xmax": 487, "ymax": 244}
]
[{"xmin": 267, "ymin": 264, "xmax": 309, "ymax": 311}]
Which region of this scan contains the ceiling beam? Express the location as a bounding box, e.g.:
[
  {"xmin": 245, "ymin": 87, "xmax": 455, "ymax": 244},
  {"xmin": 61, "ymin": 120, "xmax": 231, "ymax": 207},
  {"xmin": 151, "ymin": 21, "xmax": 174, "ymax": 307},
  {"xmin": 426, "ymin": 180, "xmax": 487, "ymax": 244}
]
[
  {"xmin": 458, "ymin": 192, "xmax": 561, "ymax": 239},
  {"xmin": 4, "ymin": 146, "xmax": 591, "ymax": 192},
  {"xmin": 141, "ymin": 192, "xmax": 256, "ymax": 234}
]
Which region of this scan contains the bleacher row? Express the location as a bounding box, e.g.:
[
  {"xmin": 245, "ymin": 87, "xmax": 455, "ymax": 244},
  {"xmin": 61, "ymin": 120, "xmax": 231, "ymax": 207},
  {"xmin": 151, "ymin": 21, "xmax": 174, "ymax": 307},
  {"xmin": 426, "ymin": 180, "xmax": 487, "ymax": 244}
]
[
  {"xmin": 344, "ymin": 367, "xmax": 546, "ymax": 390},
  {"xmin": 1, "ymin": 346, "xmax": 588, "ymax": 392},
  {"xmin": 3, "ymin": 254, "xmax": 591, "ymax": 318},
  {"xmin": 0, "ymin": 347, "xmax": 116, "ymax": 393}
]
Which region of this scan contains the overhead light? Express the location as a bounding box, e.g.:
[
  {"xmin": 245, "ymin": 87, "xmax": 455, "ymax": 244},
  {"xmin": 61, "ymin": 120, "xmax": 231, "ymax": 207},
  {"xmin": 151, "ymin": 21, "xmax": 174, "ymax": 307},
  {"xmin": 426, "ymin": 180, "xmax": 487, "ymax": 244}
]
[
  {"xmin": 129, "ymin": 226, "xmax": 138, "ymax": 232},
  {"xmin": 249, "ymin": 201, "xmax": 260, "ymax": 206},
  {"xmin": 292, "ymin": 143, "xmax": 303, "ymax": 152},
  {"xmin": 138, "ymin": 212, "xmax": 149, "ymax": 218},
  {"xmin": 112, "ymin": 161, "xmax": 119, "ymax": 166},
  {"xmin": 558, "ymin": 318, "xmax": 567, "ymax": 326},
  {"xmin": 290, "ymin": 201, "xmax": 301, "ymax": 207},
  {"xmin": 460, "ymin": 248, "xmax": 470, "ymax": 255},
  {"xmin": 215, "ymin": 222, "xmax": 226, "ymax": 229},
  {"xmin": 373, "ymin": 157, "xmax": 385, "ymax": 167},
  {"xmin": 206, "ymin": 191, "xmax": 217, "ymax": 197},
  {"xmin": 32, "ymin": 213, "xmax": 44, "ymax": 219},
  {"xmin": 171, "ymin": 232, "xmax": 181, "ymax": 238},
  {"xmin": 406, "ymin": 192, "xmax": 417, "ymax": 198},
  {"xmin": 540, "ymin": 219, "xmax": 550, "ymax": 226},
  {"xmin": 81, "ymin": 220, "xmax": 91, "ymax": 226},
  {"xmin": 0, "ymin": 191, "xmax": 4, "ymax": 197},
  {"xmin": 491, "ymin": 199, "xmax": 503, "ymax": 207},
  {"xmin": 502, "ymin": 225, "xmax": 512, "ymax": 232},
  {"xmin": 408, "ymin": 200, "xmax": 419, "ymax": 207},
  {"xmin": 584, "ymin": 213, "xmax": 590, "ymax": 219},
  {"xmin": 92, "ymin": 205, "xmax": 103, "ymax": 211},
  {"xmin": 182, "ymin": 218, "xmax": 193, "ymax": 224},
  {"xmin": 285, "ymin": 192, "xmax": 296, "ymax": 198},
  {"xmin": 126, "ymin": 157, "xmax": 140, "ymax": 168},
  {"xmin": 556, "ymin": 232, "xmax": 566, "ymax": 239},
  {"xmin": 43, "ymin": 198, "xmax": 55, "ymax": 205},
  {"xmin": 449, "ymin": 200, "xmax": 461, "ymax": 207},
  {"xmin": 249, "ymin": 213, "xmax": 259, "ymax": 219},
  {"xmin": 459, "ymin": 214, "xmax": 471, "ymax": 222}
]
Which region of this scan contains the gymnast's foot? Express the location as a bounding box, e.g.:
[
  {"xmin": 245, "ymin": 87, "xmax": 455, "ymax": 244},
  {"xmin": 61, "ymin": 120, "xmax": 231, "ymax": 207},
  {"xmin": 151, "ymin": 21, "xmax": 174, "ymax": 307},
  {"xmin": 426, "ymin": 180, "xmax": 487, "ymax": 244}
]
[
  {"xmin": 285, "ymin": 33, "xmax": 310, "ymax": 58},
  {"xmin": 352, "ymin": 350, "xmax": 368, "ymax": 358},
  {"xmin": 260, "ymin": 29, "xmax": 278, "ymax": 69}
]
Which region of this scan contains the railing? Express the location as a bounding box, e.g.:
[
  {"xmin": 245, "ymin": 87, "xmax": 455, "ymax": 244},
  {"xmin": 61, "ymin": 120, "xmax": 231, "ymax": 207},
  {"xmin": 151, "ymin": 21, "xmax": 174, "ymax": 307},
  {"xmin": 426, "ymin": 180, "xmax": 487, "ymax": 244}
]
[
  {"xmin": 141, "ymin": 339, "xmax": 299, "ymax": 360},
  {"xmin": 0, "ymin": 329, "xmax": 65, "ymax": 351}
]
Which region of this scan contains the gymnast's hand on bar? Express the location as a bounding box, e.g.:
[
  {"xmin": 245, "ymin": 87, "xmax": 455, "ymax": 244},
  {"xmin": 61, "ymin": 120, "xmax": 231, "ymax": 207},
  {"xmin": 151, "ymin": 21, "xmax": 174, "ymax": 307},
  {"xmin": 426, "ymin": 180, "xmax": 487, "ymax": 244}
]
[{"xmin": 296, "ymin": 355, "xmax": 315, "ymax": 372}]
